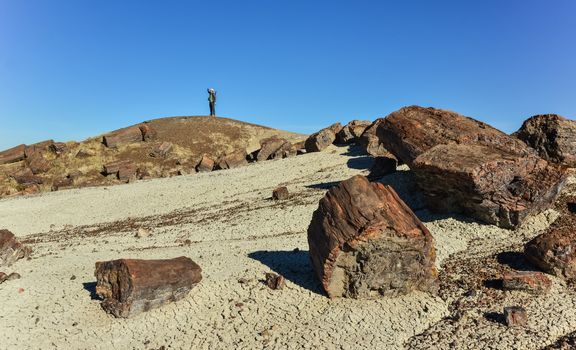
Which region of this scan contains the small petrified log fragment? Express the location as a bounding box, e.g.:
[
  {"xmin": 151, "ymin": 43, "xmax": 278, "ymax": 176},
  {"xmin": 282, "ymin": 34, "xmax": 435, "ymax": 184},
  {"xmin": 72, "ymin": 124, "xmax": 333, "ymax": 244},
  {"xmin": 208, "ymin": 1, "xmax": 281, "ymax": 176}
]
[
  {"xmin": 102, "ymin": 125, "xmax": 144, "ymax": 147},
  {"xmin": 305, "ymin": 123, "xmax": 342, "ymax": 152},
  {"xmin": 11, "ymin": 167, "xmax": 43, "ymax": 186},
  {"xmin": 336, "ymin": 120, "xmax": 371, "ymax": 144},
  {"xmin": 307, "ymin": 175, "xmax": 438, "ymax": 299},
  {"xmin": 51, "ymin": 177, "xmax": 74, "ymax": 191},
  {"xmin": 0, "ymin": 229, "xmax": 31, "ymax": 267},
  {"xmin": 412, "ymin": 143, "xmax": 567, "ymax": 228},
  {"xmin": 265, "ymin": 272, "xmax": 286, "ymax": 290},
  {"xmin": 525, "ymin": 215, "xmax": 576, "ymax": 280},
  {"xmin": 514, "ymin": 114, "xmax": 576, "ymax": 167},
  {"xmin": 139, "ymin": 124, "xmax": 157, "ymax": 141},
  {"xmin": 196, "ymin": 155, "xmax": 215, "ymax": 172},
  {"xmin": 504, "ymin": 306, "xmax": 528, "ymax": 327},
  {"xmin": 103, "ymin": 160, "xmax": 138, "ymax": 182},
  {"xmin": 26, "ymin": 152, "xmax": 51, "ymax": 174},
  {"xmin": 502, "ymin": 271, "xmax": 551, "ymax": 294},
  {"xmin": 0, "ymin": 144, "xmax": 26, "ymax": 165},
  {"xmin": 216, "ymin": 149, "xmax": 248, "ymax": 170},
  {"xmin": 272, "ymin": 186, "xmax": 289, "ymax": 200},
  {"xmin": 95, "ymin": 256, "xmax": 202, "ymax": 318},
  {"xmin": 149, "ymin": 142, "xmax": 173, "ymax": 158}
]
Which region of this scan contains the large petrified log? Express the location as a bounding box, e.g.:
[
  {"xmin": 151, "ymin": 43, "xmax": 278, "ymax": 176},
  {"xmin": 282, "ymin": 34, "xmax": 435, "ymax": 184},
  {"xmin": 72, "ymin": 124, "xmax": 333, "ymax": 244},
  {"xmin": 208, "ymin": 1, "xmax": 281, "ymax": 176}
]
[
  {"xmin": 196, "ymin": 154, "xmax": 215, "ymax": 172},
  {"xmin": 377, "ymin": 106, "xmax": 567, "ymax": 228},
  {"xmin": 412, "ymin": 143, "xmax": 567, "ymax": 228},
  {"xmin": 216, "ymin": 149, "xmax": 248, "ymax": 170},
  {"xmin": 257, "ymin": 137, "xmax": 295, "ymax": 161},
  {"xmin": 95, "ymin": 257, "xmax": 202, "ymax": 318},
  {"xmin": 0, "ymin": 229, "xmax": 31, "ymax": 267},
  {"xmin": 0, "ymin": 144, "xmax": 26, "ymax": 165},
  {"xmin": 336, "ymin": 120, "xmax": 371, "ymax": 144},
  {"xmin": 377, "ymin": 106, "xmax": 530, "ymax": 166},
  {"xmin": 358, "ymin": 118, "xmax": 390, "ymax": 157},
  {"xmin": 102, "ymin": 125, "xmax": 145, "ymax": 148},
  {"xmin": 305, "ymin": 123, "xmax": 342, "ymax": 152},
  {"xmin": 103, "ymin": 160, "xmax": 138, "ymax": 182},
  {"xmin": 307, "ymin": 175, "xmax": 438, "ymax": 299},
  {"xmin": 514, "ymin": 114, "xmax": 576, "ymax": 167},
  {"xmin": 524, "ymin": 213, "xmax": 576, "ymax": 280}
]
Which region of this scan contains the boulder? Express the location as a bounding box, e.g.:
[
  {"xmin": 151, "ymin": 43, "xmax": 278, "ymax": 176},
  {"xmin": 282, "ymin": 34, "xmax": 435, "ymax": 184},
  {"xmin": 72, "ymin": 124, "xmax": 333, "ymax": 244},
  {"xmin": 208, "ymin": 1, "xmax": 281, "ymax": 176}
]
[
  {"xmin": 377, "ymin": 106, "xmax": 530, "ymax": 166},
  {"xmin": 336, "ymin": 120, "xmax": 371, "ymax": 144},
  {"xmin": 358, "ymin": 119, "xmax": 390, "ymax": 157},
  {"xmin": 0, "ymin": 144, "xmax": 26, "ymax": 165},
  {"xmin": 501, "ymin": 271, "xmax": 551, "ymax": 294},
  {"xmin": 149, "ymin": 142, "xmax": 173, "ymax": 158},
  {"xmin": 307, "ymin": 175, "xmax": 438, "ymax": 299},
  {"xmin": 272, "ymin": 186, "xmax": 289, "ymax": 200},
  {"xmin": 257, "ymin": 137, "xmax": 295, "ymax": 161},
  {"xmin": 216, "ymin": 149, "xmax": 248, "ymax": 170},
  {"xmin": 524, "ymin": 214, "xmax": 576, "ymax": 280},
  {"xmin": 514, "ymin": 114, "xmax": 576, "ymax": 167},
  {"xmin": 305, "ymin": 128, "xmax": 336, "ymax": 153},
  {"xmin": 95, "ymin": 256, "xmax": 202, "ymax": 318},
  {"xmin": 412, "ymin": 143, "xmax": 567, "ymax": 228},
  {"xmin": 102, "ymin": 125, "xmax": 144, "ymax": 148},
  {"xmin": 196, "ymin": 155, "xmax": 215, "ymax": 172},
  {"xmin": 0, "ymin": 229, "xmax": 31, "ymax": 267}
]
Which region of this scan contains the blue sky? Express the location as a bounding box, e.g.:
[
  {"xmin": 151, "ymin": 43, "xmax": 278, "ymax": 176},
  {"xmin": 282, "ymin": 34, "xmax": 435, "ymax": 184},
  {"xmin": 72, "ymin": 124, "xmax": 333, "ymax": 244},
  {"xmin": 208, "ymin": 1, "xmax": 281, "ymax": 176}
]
[{"xmin": 0, "ymin": 1, "xmax": 575, "ymax": 149}]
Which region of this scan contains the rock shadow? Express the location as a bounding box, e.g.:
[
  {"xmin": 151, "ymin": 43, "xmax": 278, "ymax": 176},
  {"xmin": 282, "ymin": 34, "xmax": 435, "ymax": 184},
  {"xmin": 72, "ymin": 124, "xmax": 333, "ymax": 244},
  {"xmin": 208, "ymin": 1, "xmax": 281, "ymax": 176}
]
[
  {"xmin": 83, "ymin": 282, "xmax": 100, "ymax": 301},
  {"xmin": 346, "ymin": 156, "xmax": 374, "ymax": 170},
  {"xmin": 305, "ymin": 181, "xmax": 342, "ymax": 190},
  {"xmin": 484, "ymin": 311, "xmax": 505, "ymax": 325},
  {"xmin": 248, "ymin": 250, "xmax": 324, "ymax": 296},
  {"xmin": 496, "ymin": 251, "xmax": 535, "ymax": 272}
]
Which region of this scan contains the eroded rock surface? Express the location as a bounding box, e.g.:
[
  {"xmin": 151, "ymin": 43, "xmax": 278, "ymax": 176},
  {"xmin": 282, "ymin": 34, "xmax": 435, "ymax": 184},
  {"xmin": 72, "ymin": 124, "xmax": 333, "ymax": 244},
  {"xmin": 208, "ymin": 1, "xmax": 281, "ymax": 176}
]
[{"xmin": 307, "ymin": 175, "xmax": 438, "ymax": 299}]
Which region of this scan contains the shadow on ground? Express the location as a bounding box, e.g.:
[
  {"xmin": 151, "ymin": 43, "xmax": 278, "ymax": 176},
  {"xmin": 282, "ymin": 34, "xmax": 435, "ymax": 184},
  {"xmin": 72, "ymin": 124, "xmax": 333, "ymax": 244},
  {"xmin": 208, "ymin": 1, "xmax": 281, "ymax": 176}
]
[
  {"xmin": 496, "ymin": 251, "xmax": 537, "ymax": 271},
  {"xmin": 83, "ymin": 282, "xmax": 100, "ymax": 300},
  {"xmin": 248, "ymin": 250, "xmax": 324, "ymax": 296}
]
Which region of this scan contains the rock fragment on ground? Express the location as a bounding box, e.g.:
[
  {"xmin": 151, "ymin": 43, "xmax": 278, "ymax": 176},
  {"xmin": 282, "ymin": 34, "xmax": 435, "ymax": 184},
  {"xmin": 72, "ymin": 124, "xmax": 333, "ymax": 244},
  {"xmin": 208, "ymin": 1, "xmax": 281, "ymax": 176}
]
[
  {"xmin": 149, "ymin": 142, "xmax": 173, "ymax": 158},
  {"xmin": 216, "ymin": 149, "xmax": 248, "ymax": 170},
  {"xmin": 514, "ymin": 114, "xmax": 576, "ymax": 167},
  {"xmin": 272, "ymin": 186, "xmax": 289, "ymax": 200},
  {"xmin": 0, "ymin": 229, "xmax": 31, "ymax": 267},
  {"xmin": 504, "ymin": 306, "xmax": 528, "ymax": 327},
  {"xmin": 95, "ymin": 256, "xmax": 202, "ymax": 318},
  {"xmin": 196, "ymin": 155, "xmax": 215, "ymax": 172},
  {"xmin": 501, "ymin": 270, "xmax": 551, "ymax": 294},
  {"xmin": 257, "ymin": 137, "xmax": 295, "ymax": 161},
  {"xmin": 265, "ymin": 272, "xmax": 286, "ymax": 290},
  {"xmin": 307, "ymin": 175, "xmax": 438, "ymax": 298}
]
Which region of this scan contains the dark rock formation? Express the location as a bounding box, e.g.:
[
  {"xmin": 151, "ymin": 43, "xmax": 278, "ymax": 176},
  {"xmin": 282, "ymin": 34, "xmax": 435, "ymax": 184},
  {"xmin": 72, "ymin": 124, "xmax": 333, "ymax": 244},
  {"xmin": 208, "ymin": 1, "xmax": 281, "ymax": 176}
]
[
  {"xmin": 336, "ymin": 120, "xmax": 371, "ymax": 144},
  {"xmin": 307, "ymin": 175, "xmax": 438, "ymax": 299},
  {"xmin": 95, "ymin": 256, "xmax": 202, "ymax": 318},
  {"xmin": 514, "ymin": 114, "xmax": 576, "ymax": 167},
  {"xmin": 0, "ymin": 229, "xmax": 31, "ymax": 267},
  {"xmin": 0, "ymin": 144, "xmax": 26, "ymax": 165}
]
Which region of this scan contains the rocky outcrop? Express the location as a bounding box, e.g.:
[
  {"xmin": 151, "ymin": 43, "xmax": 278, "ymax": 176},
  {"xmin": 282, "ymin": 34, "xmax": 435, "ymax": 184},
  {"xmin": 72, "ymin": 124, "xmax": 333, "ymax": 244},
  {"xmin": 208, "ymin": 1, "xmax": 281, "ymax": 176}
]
[
  {"xmin": 307, "ymin": 175, "xmax": 438, "ymax": 299},
  {"xmin": 257, "ymin": 137, "xmax": 295, "ymax": 161},
  {"xmin": 216, "ymin": 149, "xmax": 248, "ymax": 170},
  {"xmin": 336, "ymin": 120, "xmax": 371, "ymax": 144},
  {"xmin": 524, "ymin": 214, "xmax": 576, "ymax": 280},
  {"xmin": 514, "ymin": 114, "xmax": 576, "ymax": 167},
  {"xmin": 412, "ymin": 143, "xmax": 566, "ymax": 228},
  {"xmin": 95, "ymin": 257, "xmax": 202, "ymax": 318},
  {"xmin": 305, "ymin": 123, "xmax": 342, "ymax": 152},
  {"xmin": 377, "ymin": 106, "xmax": 567, "ymax": 229},
  {"xmin": 0, "ymin": 229, "xmax": 31, "ymax": 267},
  {"xmin": 196, "ymin": 155, "xmax": 215, "ymax": 172},
  {"xmin": 0, "ymin": 144, "xmax": 26, "ymax": 165}
]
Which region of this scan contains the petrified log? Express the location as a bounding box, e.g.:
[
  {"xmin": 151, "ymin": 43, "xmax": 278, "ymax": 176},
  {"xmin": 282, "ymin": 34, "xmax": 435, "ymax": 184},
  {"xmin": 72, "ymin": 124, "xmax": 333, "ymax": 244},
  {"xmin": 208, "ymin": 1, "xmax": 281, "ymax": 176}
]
[
  {"xmin": 501, "ymin": 271, "xmax": 551, "ymax": 294},
  {"xmin": 377, "ymin": 106, "xmax": 531, "ymax": 166},
  {"xmin": 412, "ymin": 143, "xmax": 567, "ymax": 228},
  {"xmin": 26, "ymin": 152, "xmax": 51, "ymax": 174},
  {"xmin": 102, "ymin": 125, "xmax": 144, "ymax": 147},
  {"xmin": 95, "ymin": 256, "xmax": 202, "ymax": 318},
  {"xmin": 0, "ymin": 144, "xmax": 26, "ymax": 165},
  {"xmin": 139, "ymin": 124, "xmax": 157, "ymax": 141},
  {"xmin": 0, "ymin": 229, "xmax": 31, "ymax": 267},
  {"xmin": 305, "ymin": 128, "xmax": 336, "ymax": 153},
  {"xmin": 358, "ymin": 118, "xmax": 390, "ymax": 157},
  {"xmin": 524, "ymin": 214, "xmax": 576, "ymax": 280},
  {"xmin": 196, "ymin": 155, "xmax": 215, "ymax": 172},
  {"xmin": 264, "ymin": 272, "xmax": 286, "ymax": 290},
  {"xmin": 504, "ymin": 306, "xmax": 528, "ymax": 327},
  {"xmin": 307, "ymin": 175, "xmax": 438, "ymax": 299},
  {"xmin": 272, "ymin": 186, "xmax": 289, "ymax": 200},
  {"xmin": 514, "ymin": 114, "xmax": 576, "ymax": 167},
  {"xmin": 336, "ymin": 120, "xmax": 371, "ymax": 144},
  {"xmin": 50, "ymin": 142, "xmax": 68, "ymax": 155},
  {"xmin": 257, "ymin": 137, "xmax": 295, "ymax": 161},
  {"xmin": 149, "ymin": 142, "xmax": 173, "ymax": 158},
  {"xmin": 24, "ymin": 140, "xmax": 54, "ymax": 158},
  {"xmin": 103, "ymin": 160, "xmax": 138, "ymax": 182},
  {"xmin": 11, "ymin": 167, "xmax": 43, "ymax": 186},
  {"xmin": 216, "ymin": 149, "xmax": 248, "ymax": 170}
]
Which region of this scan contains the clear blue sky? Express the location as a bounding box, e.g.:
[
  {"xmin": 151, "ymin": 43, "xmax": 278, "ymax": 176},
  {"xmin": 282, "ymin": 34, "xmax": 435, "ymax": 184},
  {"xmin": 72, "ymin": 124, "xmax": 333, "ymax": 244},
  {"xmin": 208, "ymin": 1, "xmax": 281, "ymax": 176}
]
[{"xmin": 1, "ymin": 1, "xmax": 575, "ymax": 149}]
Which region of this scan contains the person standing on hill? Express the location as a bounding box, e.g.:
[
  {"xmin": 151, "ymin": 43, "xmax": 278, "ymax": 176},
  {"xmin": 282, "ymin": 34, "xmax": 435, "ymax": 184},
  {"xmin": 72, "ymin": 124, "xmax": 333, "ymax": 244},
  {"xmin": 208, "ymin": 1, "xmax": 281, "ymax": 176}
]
[{"xmin": 207, "ymin": 88, "xmax": 216, "ymax": 116}]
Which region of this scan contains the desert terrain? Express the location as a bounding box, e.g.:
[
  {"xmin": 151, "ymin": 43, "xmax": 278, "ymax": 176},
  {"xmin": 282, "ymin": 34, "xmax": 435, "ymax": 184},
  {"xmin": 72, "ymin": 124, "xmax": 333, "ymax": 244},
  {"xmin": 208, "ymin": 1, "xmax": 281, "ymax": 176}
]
[{"xmin": 1, "ymin": 141, "xmax": 576, "ymax": 349}]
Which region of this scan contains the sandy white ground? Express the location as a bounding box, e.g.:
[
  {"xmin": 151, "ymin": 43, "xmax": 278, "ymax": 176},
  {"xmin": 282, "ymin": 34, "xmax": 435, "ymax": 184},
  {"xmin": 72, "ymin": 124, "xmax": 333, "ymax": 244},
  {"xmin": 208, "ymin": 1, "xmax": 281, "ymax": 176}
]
[{"xmin": 0, "ymin": 145, "xmax": 572, "ymax": 349}]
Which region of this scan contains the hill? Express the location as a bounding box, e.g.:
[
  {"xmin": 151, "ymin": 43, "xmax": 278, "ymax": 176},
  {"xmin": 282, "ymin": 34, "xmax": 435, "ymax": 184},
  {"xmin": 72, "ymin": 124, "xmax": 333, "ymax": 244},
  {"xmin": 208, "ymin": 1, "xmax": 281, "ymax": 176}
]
[{"xmin": 0, "ymin": 116, "xmax": 305, "ymax": 197}]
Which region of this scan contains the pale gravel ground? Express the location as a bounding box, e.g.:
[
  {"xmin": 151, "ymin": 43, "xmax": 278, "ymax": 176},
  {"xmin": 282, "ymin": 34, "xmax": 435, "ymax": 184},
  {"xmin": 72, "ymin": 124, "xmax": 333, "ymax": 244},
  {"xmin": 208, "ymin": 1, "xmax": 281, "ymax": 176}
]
[{"xmin": 0, "ymin": 145, "xmax": 571, "ymax": 349}]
